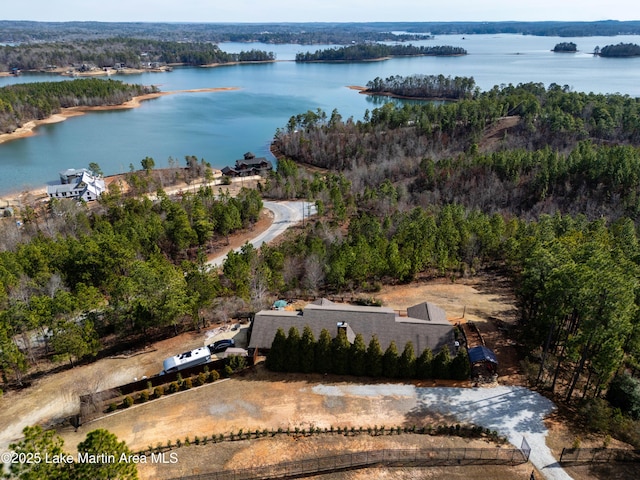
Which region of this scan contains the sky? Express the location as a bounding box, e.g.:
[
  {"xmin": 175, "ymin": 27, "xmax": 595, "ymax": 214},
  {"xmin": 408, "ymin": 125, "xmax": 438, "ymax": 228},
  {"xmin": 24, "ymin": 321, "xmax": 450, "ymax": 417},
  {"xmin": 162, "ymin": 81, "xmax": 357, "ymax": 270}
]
[{"xmin": 1, "ymin": 0, "xmax": 637, "ymax": 23}]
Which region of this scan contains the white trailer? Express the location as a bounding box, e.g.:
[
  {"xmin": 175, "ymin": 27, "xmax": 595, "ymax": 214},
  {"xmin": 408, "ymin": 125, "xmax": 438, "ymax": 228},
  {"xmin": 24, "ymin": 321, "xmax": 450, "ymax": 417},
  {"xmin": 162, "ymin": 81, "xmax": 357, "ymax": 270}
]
[{"xmin": 162, "ymin": 346, "xmax": 211, "ymax": 374}]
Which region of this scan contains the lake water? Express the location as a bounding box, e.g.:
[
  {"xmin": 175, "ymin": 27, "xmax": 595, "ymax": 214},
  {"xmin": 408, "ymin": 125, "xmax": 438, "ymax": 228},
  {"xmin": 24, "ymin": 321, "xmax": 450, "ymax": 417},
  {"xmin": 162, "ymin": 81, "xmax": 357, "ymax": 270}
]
[{"xmin": 1, "ymin": 33, "xmax": 640, "ymax": 196}]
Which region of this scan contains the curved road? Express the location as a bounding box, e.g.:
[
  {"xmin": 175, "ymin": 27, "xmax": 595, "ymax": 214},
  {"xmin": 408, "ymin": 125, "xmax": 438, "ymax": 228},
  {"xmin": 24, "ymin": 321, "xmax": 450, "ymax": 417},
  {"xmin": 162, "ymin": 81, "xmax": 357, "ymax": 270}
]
[{"xmin": 206, "ymin": 201, "xmax": 316, "ymax": 269}]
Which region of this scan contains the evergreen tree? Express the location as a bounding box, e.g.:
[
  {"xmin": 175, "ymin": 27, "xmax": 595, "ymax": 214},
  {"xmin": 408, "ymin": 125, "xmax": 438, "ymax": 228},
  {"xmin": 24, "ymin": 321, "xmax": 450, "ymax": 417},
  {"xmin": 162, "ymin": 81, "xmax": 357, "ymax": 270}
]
[
  {"xmin": 432, "ymin": 346, "xmax": 452, "ymax": 379},
  {"xmin": 450, "ymin": 348, "xmax": 471, "ymax": 380},
  {"xmin": 398, "ymin": 341, "xmax": 416, "ymax": 379},
  {"xmin": 75, "ymin": 429, "xmax": 138, "ymax": 480},
  {"xmin": 284, "ymin": 326, "xmax": 301, "ymax": 373},
  {"xmin": 266, "ymin": 328, "xmax": 286, "ymax": 372},
  {"xmin": 315, "ymin": 328, "xmax": 333, "ymax": 373},
  {"xmin": 332, "ymin": 329, "xmax": 351, "ymax": 375},
  {"xmin": 366, "ymin": 335, "xmax": 383, "ymax": 377},
  {"xmin": 9, "ymin": 426, "xmax": 72, "ymax": 480},
  {"xmin": 416, "ymin": 347, "xmax": 433, "ymax": 379},
  {"xmin": 349, "ymin": 333, "xmax": 367, "ymax": 376},
  {"xmin": 382, "ymin": 341, "xmax": 400, "ymax": 378},
  {"xmin": 299, "ymin": 325, "xmax": 316, "ymax": 373}
]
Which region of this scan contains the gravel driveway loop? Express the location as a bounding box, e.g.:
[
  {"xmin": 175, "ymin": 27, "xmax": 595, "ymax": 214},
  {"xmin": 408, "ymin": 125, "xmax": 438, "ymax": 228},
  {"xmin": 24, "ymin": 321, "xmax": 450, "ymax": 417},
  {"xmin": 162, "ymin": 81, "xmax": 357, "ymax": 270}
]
[{"xmin": 313, "ymin": 384, "xmax": 572, "ymax": 480}]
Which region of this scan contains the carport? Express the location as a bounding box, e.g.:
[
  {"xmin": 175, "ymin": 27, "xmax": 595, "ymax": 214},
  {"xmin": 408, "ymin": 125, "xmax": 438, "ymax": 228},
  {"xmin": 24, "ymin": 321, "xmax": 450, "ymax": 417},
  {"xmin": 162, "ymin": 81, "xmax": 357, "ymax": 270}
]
[{"xmin": 468, "ymin": 345, "xmax": 498, "ymax": 378}]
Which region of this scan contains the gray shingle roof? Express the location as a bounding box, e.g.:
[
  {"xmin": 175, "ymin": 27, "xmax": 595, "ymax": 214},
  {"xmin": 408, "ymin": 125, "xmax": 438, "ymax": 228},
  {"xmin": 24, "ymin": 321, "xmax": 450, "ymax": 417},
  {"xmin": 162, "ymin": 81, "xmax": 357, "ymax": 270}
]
[{"xmin": 249, "ymin": 300, "xmax": 454, "ymax": 354}]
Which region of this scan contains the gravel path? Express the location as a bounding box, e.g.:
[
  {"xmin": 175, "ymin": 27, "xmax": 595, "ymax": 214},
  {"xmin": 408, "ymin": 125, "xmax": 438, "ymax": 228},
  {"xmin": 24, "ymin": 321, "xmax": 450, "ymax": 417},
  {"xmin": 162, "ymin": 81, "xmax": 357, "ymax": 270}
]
[{"xmin": 312, "ymin": 384, "xmax": 572, "ymax": 480}]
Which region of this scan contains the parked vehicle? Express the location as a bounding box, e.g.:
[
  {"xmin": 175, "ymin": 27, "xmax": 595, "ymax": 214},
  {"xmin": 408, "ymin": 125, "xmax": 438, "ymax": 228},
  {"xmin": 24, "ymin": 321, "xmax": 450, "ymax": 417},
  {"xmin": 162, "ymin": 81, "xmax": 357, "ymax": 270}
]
[
  {"xmin": 210, "ymin": 338, "xmax": 235, "ymax": 354},
  {"xmin": 162, "ymin": 346, "xmax": 211, "ymax": 374}
]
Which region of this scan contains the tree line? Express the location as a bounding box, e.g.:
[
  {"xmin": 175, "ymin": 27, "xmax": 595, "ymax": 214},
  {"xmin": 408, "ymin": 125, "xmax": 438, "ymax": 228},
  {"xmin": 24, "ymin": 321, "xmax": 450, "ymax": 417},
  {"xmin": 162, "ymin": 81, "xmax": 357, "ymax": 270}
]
[
  {"xmin": 295, "ymin": 44, "xmax": 466, "ymax": 62},
  {"xmin": 273, "ymin": 80, "xmax": 640, "ymax": 219},
  {"xmin": 0, "ymin": 78, "xmax": 157, "ymax": 134},
  {"xmin": 0, "ymin": 38, "xmax": 275, "ymax": 72},
  {"xmin": 365, "ymin": 74, "xmax": 476, "ymax": 99},
  {"xmin": 266, "ymin": 325, "xmax": 470, "ymax": 381},
  {"xmin": 0, "ymin": 160, "xmax": 262, "ymax": 387},
  {"xmin": 3, "ymin": 21, "xmax": 640, "ymax": 44},
  {"xmin": 0, "ymin": 21, "xmax": 434, "ymax": 44}
]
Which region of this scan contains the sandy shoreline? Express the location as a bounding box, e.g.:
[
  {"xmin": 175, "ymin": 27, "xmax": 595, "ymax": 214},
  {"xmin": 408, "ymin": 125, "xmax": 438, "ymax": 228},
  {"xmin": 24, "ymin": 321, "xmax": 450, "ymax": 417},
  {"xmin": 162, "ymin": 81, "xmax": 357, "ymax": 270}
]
[{"xmin": 0, "ymin": 87, "xmax": 239, "ymax": 146}]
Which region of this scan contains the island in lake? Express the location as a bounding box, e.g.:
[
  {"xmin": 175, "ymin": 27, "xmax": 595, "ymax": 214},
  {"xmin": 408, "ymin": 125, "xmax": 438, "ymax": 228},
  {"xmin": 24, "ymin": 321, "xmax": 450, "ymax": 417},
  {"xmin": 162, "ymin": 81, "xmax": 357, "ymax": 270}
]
[
  {"xmin": 552, "ymin": 42, "xmax": 577, "ymax": 52},
  {"xmin": 295, "ymin": 44, "xmax": 467, "ymax": 62}
]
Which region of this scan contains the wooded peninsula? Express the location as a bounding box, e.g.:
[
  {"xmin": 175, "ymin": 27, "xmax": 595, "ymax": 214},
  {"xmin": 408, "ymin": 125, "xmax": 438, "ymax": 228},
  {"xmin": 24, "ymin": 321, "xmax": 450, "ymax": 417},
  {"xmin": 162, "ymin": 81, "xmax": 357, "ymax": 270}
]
[
  {"xmin": 0, "ymin": 39, "xmax": 275, "ymax": 73},
  {"xmin": 0, "ymin": 79, "xmax": 158, "ymax": 134}
]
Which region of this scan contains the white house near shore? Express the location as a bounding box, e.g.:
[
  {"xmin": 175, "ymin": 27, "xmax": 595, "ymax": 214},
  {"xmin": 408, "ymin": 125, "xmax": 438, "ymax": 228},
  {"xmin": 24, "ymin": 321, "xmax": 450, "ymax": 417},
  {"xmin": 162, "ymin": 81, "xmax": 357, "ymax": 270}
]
[{"xmin": 47, "ymin": 170, "xmax": 106, "ymax": 202}]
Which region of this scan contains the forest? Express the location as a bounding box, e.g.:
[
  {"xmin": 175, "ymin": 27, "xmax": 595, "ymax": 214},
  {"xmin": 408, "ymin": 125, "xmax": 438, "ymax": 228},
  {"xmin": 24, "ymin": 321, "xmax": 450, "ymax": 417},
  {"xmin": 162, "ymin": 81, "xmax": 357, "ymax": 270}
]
[
  {"xmin": 364, "ymin": 74, "xmax": 477, "ymax": 99},
  {"xmin": 2, "ymin": 20, "xmax": 640, "ymax": 44},
  {"xmin": 0, "ymin": 159, "xmax": 263, "ymax": 384},
  {"xmin": 265, "ymin": 79, "xmax": 640, "ymax": 443},
  {"xmin": 0, "ymin": 78, "xmax": 158, "ymax": 134},
  {"xmin": 295, "ymin": 44, "xmax": 466, "ymax": 62},
  {"xmin": 0, "ymin": 39, "xmax": 275, "ymax": 72}
]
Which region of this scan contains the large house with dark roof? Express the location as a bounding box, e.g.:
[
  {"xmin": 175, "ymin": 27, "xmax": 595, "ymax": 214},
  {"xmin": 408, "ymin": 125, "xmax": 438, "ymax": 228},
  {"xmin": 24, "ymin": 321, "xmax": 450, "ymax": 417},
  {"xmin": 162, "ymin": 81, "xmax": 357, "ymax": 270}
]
[
  {"xmin": 249, "ymin": 298, "xmax": 455, "ymax": 354},
  {"xmin": 221, "ymin": 152, "xmax": 273, "ymax": 177}
]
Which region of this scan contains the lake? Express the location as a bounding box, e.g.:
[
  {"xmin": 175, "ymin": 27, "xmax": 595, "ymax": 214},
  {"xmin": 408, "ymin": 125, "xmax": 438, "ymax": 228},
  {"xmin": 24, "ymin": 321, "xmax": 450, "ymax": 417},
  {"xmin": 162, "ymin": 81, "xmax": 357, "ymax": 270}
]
[{"xmin": 1, "ymin": 33, "xmax": 639, "ymax": 196}]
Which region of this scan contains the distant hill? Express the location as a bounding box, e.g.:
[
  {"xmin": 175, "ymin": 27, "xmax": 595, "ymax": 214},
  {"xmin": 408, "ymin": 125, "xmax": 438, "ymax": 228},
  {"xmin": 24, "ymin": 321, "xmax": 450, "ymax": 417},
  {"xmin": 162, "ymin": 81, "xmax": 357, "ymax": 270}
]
[{"xmin": 2, "ymin": 20, "xmax": 640, "ymax": 44}]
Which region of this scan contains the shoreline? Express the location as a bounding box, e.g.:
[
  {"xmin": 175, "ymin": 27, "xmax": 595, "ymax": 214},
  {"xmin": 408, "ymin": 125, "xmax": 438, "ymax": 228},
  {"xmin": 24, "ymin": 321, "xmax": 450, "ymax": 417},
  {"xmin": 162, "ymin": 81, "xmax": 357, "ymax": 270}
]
[{"xmin": 0, "ymin": 87, "xmax": 239, "ymax": 146}]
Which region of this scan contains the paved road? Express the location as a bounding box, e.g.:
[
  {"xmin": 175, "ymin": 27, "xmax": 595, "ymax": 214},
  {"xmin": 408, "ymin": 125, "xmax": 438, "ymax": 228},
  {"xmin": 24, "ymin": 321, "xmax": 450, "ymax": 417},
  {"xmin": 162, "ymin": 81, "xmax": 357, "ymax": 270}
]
[{"xmin": 206, "ymin": 201, "xmax": 317, "ymax": 268}]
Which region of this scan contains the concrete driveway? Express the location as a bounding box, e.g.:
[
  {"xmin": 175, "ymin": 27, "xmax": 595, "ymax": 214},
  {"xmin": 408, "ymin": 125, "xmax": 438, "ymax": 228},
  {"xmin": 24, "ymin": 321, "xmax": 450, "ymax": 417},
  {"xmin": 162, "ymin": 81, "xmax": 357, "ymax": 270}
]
[{"xmin": 206, "ymin": 201, "xmax": 316, "ymax": 268}]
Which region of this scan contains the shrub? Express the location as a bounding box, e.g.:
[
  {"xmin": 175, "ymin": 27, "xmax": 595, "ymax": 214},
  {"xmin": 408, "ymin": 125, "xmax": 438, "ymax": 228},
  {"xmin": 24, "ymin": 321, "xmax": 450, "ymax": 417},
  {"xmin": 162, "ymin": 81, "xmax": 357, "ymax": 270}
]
[
  {"xmin": 183, "ymin": 378, "xmax": 193, "ymax": 389},
  {"xmin": 139, "ymin": 391, "xmax": 149, "ymax": 403},
  {"xmin": 147, "ymin": 380, "xmax": 153, "ymax": 391},
  {"xmin": 196, "ymin": 372, "xmax": 206, "ymax": 386},
  {"xmin": 154, "ymin": 386, "xmax": 164, "ymax": 398},
  {"xmin": 107, "ymin": 402, "xmax": 117, "ymax": 412},
  {"xmin": 208, "ymin": 370, "xmax": 220, "ymax": 382},
  {"xmin": 168, "ymin": 382, "xmax": 180, "ymax": 394},
  {"xmin": 123, "ymin": 396, "xmax": 134, "ymax": 408},
  {"xmin": 607, "ymin": 373, "xmax": 640, "ymax": 420}
]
